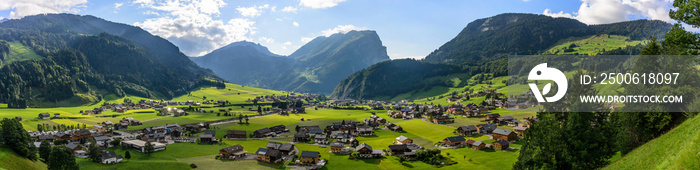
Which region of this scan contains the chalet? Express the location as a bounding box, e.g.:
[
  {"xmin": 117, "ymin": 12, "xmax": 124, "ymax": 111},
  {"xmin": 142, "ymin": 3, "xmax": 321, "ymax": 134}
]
[
  {"xmin": 141, "ymin": 133, "xmax": 166, "ymax": 142},
  {"xmin": 471, "ymin": 141, "xmax": 486, "ymax": 150},
  {"xmin": 355, "ymin": 143, "xmax": 381, "ymax": 158},
  {"xmin": 115, "ymin": 106, "xmax": 126, "ymax": 113},
  {"xmin": 496, "ymin": 116, "xmax": 514, "ymax": 124},
  {"xmin": 266, "ymin": 142, "xmax": 295, "ymax": 155},
  {"xmin": 200, "ymin": 131, "xmax": 217, "ymax": 144},
  {"xmin": 121, "ymin": 117, "xmax": 142, "ymax": 125},
  {"xmin": 115, "ymin": 123, "xmax": 128, "ymax": 130},
  {"xmin": 74, "ymin": 150, "xmax": 87, "ymax": 157},
  {"xmin": 295, "ymin": 107, "xmax": 306, "ymax": 113},
  {"xmin": 65, "ymin": 143, "xmax": 83, "ymax": 153},
  {"xmin": 39, "ymin": 113, "xmax": 51, "ymax": 119},
  {"xmin": 492, "ymin": 139, "xmax": 510, "ymax": 150},
  {"xmin": 457, "ymin": 125, "xmax": 478, "ymax": 136},
  {"xmin": 388, "ymin": 145, "xmax": 411, "ymax": 156},
  {"xmin": 219, "ymin": 144, "xmax": 246, "ymax": 160},
  {"xmin": 329, "ymin": 142, "xmax": 344, "ymax": 153},
  {"xmin": 171, "ymin": 127, "xmax": 183, "ymax": 138},
  {"xmin": 73, "ymin": 129, "xmax": 92, "ymax": 140},
  {"xmin": 101, "ymin": 121, "xmax": 114, "ymax": 127},
  {"xmin": 432, "ymin": 115, "xmax": 455, "ymax": 124},
  {"xmin": 37, "ymin": 135, "xmax": 55, "ymax": 141},
  {"xmin": 225, "ymin": 130, "xmax": 246, "ymax": 139},
  {"xmin": 348, "ymin": 138, "xmax": 360, "ymax": 147},
  {"xmin": 92, "ymin": 136, "xmax": 112, "ymax": 147},
  {"xmin": 253, "ymin": 128, "xmax": 274, "ymax": 138},
  {"xmin": 54, "ymin": 113, "xmax": 61, "ymax": 118},
  {"xmin": 15, "ymin": 116, "xmax": 21, "ymax": 121},
  {"xmin": 508, "ymin": 119, "xmax": 522, "ymax": 127},
  {"xmin": 269, "ymin": 125, "xmax": 287, "ymax": 133},
  {"xmin": 449, "ymin": 105, "xmax": 465, "ymax": 115},
  {"xmin": 99, "ymin": 151, "xmax": 123, "ymax": 164},
  {"xmin": 294, "ymin": 133, "xmax": 310, "ymax": 142},
  {"xmin": 121, "ymin": 140, "xmax": 166, "ymax": 153},
  {"xmin": 314, "ymin": 134, "xmax": 328, "ymax": 144},
  {"xmin": 513, "ymin": 126, "xmax": 528, "ymax": 135},
  {"xmin": 386, "ymin": 123, "xmax": 403, "ymax": 132},
  {"xmin": 492, "ymin": 128, "xmax": 517, "ymax": 142},
  {"xmin": 356, "ymin": 125, "xmax": 374, "ymax": 136},
  {"xmin": 376, "ymin": 117, "xmax": 386, "ymax": 124},
  {"xmin": 256, "ymin": 148, "xmax": 282, "ymax": 163},
  {"xmin": 299, "ymin": 151, "xmax": 320, "ymax": 164},
  {"xmin": 476, "ymin": 123, "xmax": 498, "ymax": 134},
  {"xmin": 485, "ymin": 114, "xmax": 501, "ymax": 120},
  {"xmin": 395, "ymin": 135, "xmax": 412, "ymax": 145},
  {"xmin": 93, "ymin": 124, "xmax": 105, "ymax": 132},
  {"xmin": 443, "ymin": 136, "xmax": 466, "ymax": 146},
  {"xmin": 54, "ymin": 132, "xmax": 71, "ymax": 140}
]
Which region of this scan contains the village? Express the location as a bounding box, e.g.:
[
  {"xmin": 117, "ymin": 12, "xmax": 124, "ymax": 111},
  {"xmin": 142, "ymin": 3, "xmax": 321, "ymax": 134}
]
[{"xmin": 16, "ymin": 85, "xmax": 537, "ymax": 169}]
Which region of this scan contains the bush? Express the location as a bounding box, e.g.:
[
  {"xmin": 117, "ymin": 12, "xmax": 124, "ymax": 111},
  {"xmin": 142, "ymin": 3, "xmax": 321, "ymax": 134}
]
[{"xmin": 189, "ymin": 163, "xmax": 197, "ymax": 168}]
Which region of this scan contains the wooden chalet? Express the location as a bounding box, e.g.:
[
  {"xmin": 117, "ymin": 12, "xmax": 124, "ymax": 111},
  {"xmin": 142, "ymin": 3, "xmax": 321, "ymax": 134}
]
[
  {"xmin": 443, "ymin": 136, "xmax": 466, "ymax": 146},
  {"xmin": 329, "ymin": 142, "xmax": 344, "ymax": 153},
  {"xmin": 299, "ymin": 151, "xmax": 320, "ymax": 164},
  {"xmin": 457, "ymin": 125, "xmax": 478, "ymax": 136},
  {"xmin": 225, "ymin": 130, "xmax": 246, "ymax": 139},
  {"xmin": 492, "ymin": 128, "xmax": 517, "ymax": 142},
  {"xmin": 492, "ymin": 139, "xmax": 509, "ymax": 150},
  {"xmin": 219, "ymin": 144, "xmax": 246, "ymax": 160},
  {"xmin": 395, "ymin": 135, "xmax": 412, "ymax": 145}
]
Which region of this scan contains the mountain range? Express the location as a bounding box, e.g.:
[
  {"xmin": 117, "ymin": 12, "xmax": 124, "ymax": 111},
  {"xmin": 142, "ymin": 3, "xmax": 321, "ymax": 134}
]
[
  {"xmin": 332, "ymin": 13, "xmax": 672, "ymax": 100},
  {"xmin": 191, "ymin": 30, "xmax": 390, "ymax": 95},
  {"xmin": 0, "ymin": 14, "xmax": 222, "ymax": 107}
]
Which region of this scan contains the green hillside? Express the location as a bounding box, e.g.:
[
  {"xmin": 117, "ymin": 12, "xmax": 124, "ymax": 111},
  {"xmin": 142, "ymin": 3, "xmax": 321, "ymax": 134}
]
[
  {"xmin": 604, "ymin": 115, "xmax": 700, "ymax": 169},
  {"xmin": 0, "ymin": 147, "xmax": 47, "ymax": 170},
  {"xmin": 0, "ymin": 41, "xmax": 43, "ymax": 67},
  {"xmin": 0, "ymin": 82, "xmax": 287, "ymax": 131},
  {"xmin": 544, "ymin": 34, "xmax": 646, "ymax": 55}
]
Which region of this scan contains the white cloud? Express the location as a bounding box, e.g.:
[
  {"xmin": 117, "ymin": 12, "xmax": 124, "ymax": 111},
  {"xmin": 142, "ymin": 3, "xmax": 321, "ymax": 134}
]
[
  {"xmin": 0, "ymin": 0, "xmax": 88, "ymax": 19},
  {"xmin": 236, "ymin": 4, "xmax": 270, "ymax": 18},
  {"xmin": 282, "ymin": 6, "xmax": 298, "ymax": 13},
  {"xmin": 115, "ymin": 3, "xmax": 124, "ymax": 9},
  {"xmin": 258, "ymin": 37, "xmax": 275, "ymax": 44},
  {"xmin": 301, "ymin": 36, "xmax": 314, "ymax": 43},
  {"xmin": 293, "ymin": 21, "xmax": 299, "ymax": 27},
  {"xmin": 284, "ymin": 41, "xmax": 292, "ymax": 45},
  {"xmin": 299, "ymin": 0, "xmax": 346, "ymax": 9},
  {"xmin": 270, "ymin": 6, "xmax": 276, "ymax": 12},
  {"xmin": 143, "ymin": 10, "xmax": 160, "ymax": 15},
  {"xmin": 543, "ymin": 0, "xmax": 673, "ymax": 25},
  {"xmin": 133, "ymin": 0, "xmax": 256, "ymax": 56},
  {"xmin": 321, "ymin": 24, "xmax": 368, "ymax": 37}
]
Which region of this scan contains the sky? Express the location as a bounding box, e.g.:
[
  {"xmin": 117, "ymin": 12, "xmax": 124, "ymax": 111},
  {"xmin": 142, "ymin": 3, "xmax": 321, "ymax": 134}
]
[{"xmin": 0, "ymin": 0, "xmax": 682, "ymax": 59}]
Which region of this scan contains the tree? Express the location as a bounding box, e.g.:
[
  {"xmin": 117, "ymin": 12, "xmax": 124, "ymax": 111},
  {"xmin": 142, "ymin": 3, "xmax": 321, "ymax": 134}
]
[
  {"xmin": 88, "ymin": 143, "xmax": 102, "ymax": 162},
  {"xmin": 245, "ymin": 115, "xmax": 249, "ymax": 124},
  {"xmin": 670, "ymin": 0, "xmax": 700, "ymax": 27},
  {"xmin": 514, "ymin": 70, "xmax": 615, "ymax": 169},
  {"xmin": 111, "ymin": 138, "xmax": 122, "ymax": 147},
  {"xmin": 258, "ymin": 106, "xmax": 262, "ymax": 114},
  {"xmin": 48, "ymin": 146, "xmax": 79, "ymax": 170},
  {"xmin": 0, "ymin": 118, "xmax": 34, "ymax": 160},
  {"xmin": 38, "ymin": 124, "xmax": 43, "ymax": 132},
  {"xmin": 145, "ymin": 141, "xmax": 155, "ymax": 156},
  {"xmin": 125, "ymin": 151, "xmax": 131, "ymax": 161},
  {"xmin": 238, "ymin": 114, "xmax": 243, "ymax": 123},
  {"xmin": 39, "ymin": 140, "xmax": 52, "ymax": 162}
]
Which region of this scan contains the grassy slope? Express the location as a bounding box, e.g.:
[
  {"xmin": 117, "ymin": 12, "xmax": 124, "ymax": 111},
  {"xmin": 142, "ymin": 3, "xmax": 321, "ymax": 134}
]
[
  {"xmin": 544, "ymin": 34, "xmax": 645, "ymax": 55},
  {"xmin": 0, "ymin": 147, "xmax": 47, "ymax": 170},
  {"xmin": 0, "ymin": 82, "xmax": 288, "ymax": 131},
  {"xmin": 604, "ymin": 115, "xmax": 700, "ymax": 169},
  {"xmin": 0, "ymin": 41, "xmax": 43, "ymax": 67}
]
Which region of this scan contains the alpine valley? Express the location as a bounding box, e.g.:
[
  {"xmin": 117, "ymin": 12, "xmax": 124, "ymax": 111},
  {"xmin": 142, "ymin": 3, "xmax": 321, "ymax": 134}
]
[{"xmin": 191, "ymin": 30, "xmax": 390, "ymax": 95}]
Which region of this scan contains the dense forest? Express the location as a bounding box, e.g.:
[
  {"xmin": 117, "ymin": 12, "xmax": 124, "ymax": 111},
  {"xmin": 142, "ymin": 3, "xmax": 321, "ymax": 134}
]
[
  {"xmin": 0, "ymin": 14, "xmax": 224, "ymax": 107},
  {"xmin": 423, "ymin": 13, "xmax": 671, "ymax": 64}
]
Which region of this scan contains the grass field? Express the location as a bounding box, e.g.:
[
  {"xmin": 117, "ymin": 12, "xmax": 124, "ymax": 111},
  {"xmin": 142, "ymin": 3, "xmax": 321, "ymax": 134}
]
[
  {"xmin": 544, "ymin": 35, "xmax": 646, "ymax": 55},
  {"xmin": 0, "ymin": 147, "xmax": 47, "ymax": 170},
  {"xmin": 0, "ymin": 41, "xmax": 44, "ymax": 68},
  {"xmin": 604, "ymin": 115, "xmax": 700, "ymax": 169}
]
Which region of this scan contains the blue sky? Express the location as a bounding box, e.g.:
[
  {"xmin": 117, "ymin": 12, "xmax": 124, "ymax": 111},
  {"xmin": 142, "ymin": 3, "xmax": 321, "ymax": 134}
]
[{"xmin": 0, "ymin": 0, "xmax": 677, "ymax": 59}]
